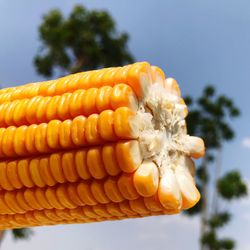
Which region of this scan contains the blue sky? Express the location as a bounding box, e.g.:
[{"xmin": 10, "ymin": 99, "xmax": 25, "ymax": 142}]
[{"xmin": 1, "ymin": 1, "xmax": 250, "ymax": 249}]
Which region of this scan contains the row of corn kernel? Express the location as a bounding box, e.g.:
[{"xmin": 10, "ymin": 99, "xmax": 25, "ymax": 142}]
[
  {"xmin": 4, "ymin": 194, "xmax": 176, "ymax": 223},
  {"xmin": 0, "ymin": 212, "xmax": 117, "ymax": 230},
  {"xmin": 0, "ymin": 64, "xmax": 168, "ymax": 108},
  {"xmin": 0, "ymin": 108, "xmax": 138, "ymax": 159},
  {"xmin": 0, "ymin": 140, "xmax": 142, "ymax": 191},
  {"xmin": 0, "ymin": 166, "xmax": 189, "ymax": 216},
  {"xmin": 0, "ymin": 64, "xmax": 167, "ymax": 114},
  {"xmin": 0, "ymin": 173, "xmax": 145, "ymax": 214},
  {"xmin": 0, "ymin": 197, "xmax": 178, "ymax": 230},
  {"xmin": 0, "ymin": 62, "xmax": 153, "ymax": 105},
  {"xmin": 0, "ymin": 146, "xmax": 199, "ymax": 212},
  {"xmin": 0, "ymin": 84, "xmax": 138, "ymax": 128}
]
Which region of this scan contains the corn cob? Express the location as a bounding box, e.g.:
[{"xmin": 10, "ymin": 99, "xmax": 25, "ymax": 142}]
[{"xmin": 0, "ymin": 62, "xmax": 205, "ymax": 229}]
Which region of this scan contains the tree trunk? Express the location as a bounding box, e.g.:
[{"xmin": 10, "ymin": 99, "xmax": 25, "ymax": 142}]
[
  {"xmin": 211, "ymin": 148, "xmax": 222, "ymax": 215},
  {"xmin": 200, "ymin": 157, "xmax": 208, "ymax": 250},
  {"xmin": 0, "ymin": 230, "xmax": 6, "ymax": 247}
]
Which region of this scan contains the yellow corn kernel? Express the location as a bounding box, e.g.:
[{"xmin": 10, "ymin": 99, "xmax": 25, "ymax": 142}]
[
  {"xmin": 129, "ymin": 198, "xmax": 150, "ymax": 215},
  {"xmin": 77, "ymin": 182, "xmax": 97, "ymax": 206},
  {"xmin": 133, "ymin": 161, "xmax": 159, "ymax": 197},
  {"xmin": 158, "ymin": 168, "xmax": 182, "ymax": 210},
  {"xmin": 90, "ymin": 180, "xmax": 110, "ymax": 204},
  {"xmin": 103, "ymin": 178, "xmax": 124, "ymax": 203},
  {"xmin": 151, "ymin": 65, "xmax": 166, "ymax": 86},
  {"xmin": 106, "ymin": 203, "xmax": 125, "ymax": 217},
  {"xmin": 115, "ymin": 140, "xmax": 142, "ymax": 173},
  {"xmin": 101, "ymin": 144, "xmax": 121, "ymax": 176},
  {"xmin": 117, "ymin": 174, "xmax": 140, "ymax": 200},
  {"xmin": 144, "ymin": 194, "xmax": 164, "ymax": 212},
  {"xmin": 6, "ymin": 161, "xmax": 23, "ymax": 189},
  {"xmin": 86, "ymin": 147, "xmax": 107, "ymax": 179}
]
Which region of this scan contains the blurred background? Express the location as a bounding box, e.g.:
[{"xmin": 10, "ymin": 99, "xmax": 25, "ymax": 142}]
[{"xmin": 0, "ymin": 1, "xmax": 250, "ymax": 249}]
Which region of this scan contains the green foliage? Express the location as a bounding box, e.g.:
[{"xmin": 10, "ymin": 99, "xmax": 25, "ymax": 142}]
[
  {"xmin": 201, "ymin": 231, "xmax": 216, "ymax": 248},
  {"xmin": 217, "ymin": 239, "xmax": 235, "ymax": 250},
  {"xmin": 11, "ymin": 228, "xmax": 33, "ymax": 240},
  {"xmin": 184, "ymin": 85, "xmax": 247, "ymax": 250},
  {"xmin": 197, "ymin": 166, "xmax": 209, "ymax": 183},
  {"xmin": 185, "ymin": 85, "xmax": 240, "ymax": 148},
  {"xmin": 217, "ymin": 171, "xmax": 247, "ymax": 200},
  {"xmin": 201, "ymin": 231, "xmax": 235, "ymax": 250},
  {"xmin": 208, "ymin": 212, "xmax": 231, "ymax": 229},
  {"xmin": 34, "ymin": 5, "xmax": 134, "ymax": 77}
]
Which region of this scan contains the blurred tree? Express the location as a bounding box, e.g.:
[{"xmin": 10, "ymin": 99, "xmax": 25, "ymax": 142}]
[
  {"xmin": 34, "ymin": 5, "xmax": 134, "ymax": 77},
  {"xmin": 184, "ymin": 86, "xmax": 247, "ymax": 250}
]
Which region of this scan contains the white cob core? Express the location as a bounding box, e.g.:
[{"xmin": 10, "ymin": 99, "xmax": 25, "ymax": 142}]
[{"xmin": 137, "ymin": 80, "xmax": 195, "ymax": 177}]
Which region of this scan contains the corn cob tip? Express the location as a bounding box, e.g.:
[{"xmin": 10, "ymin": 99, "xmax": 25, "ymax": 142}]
[{"xmin": 130, "ymin": 75, "xmax": 205, "ymax": 206}]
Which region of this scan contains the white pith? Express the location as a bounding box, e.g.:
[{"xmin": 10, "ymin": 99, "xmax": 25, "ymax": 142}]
[{"xmin": 136, "ymin": 80, "xmax": 191, "ymax": 178}]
